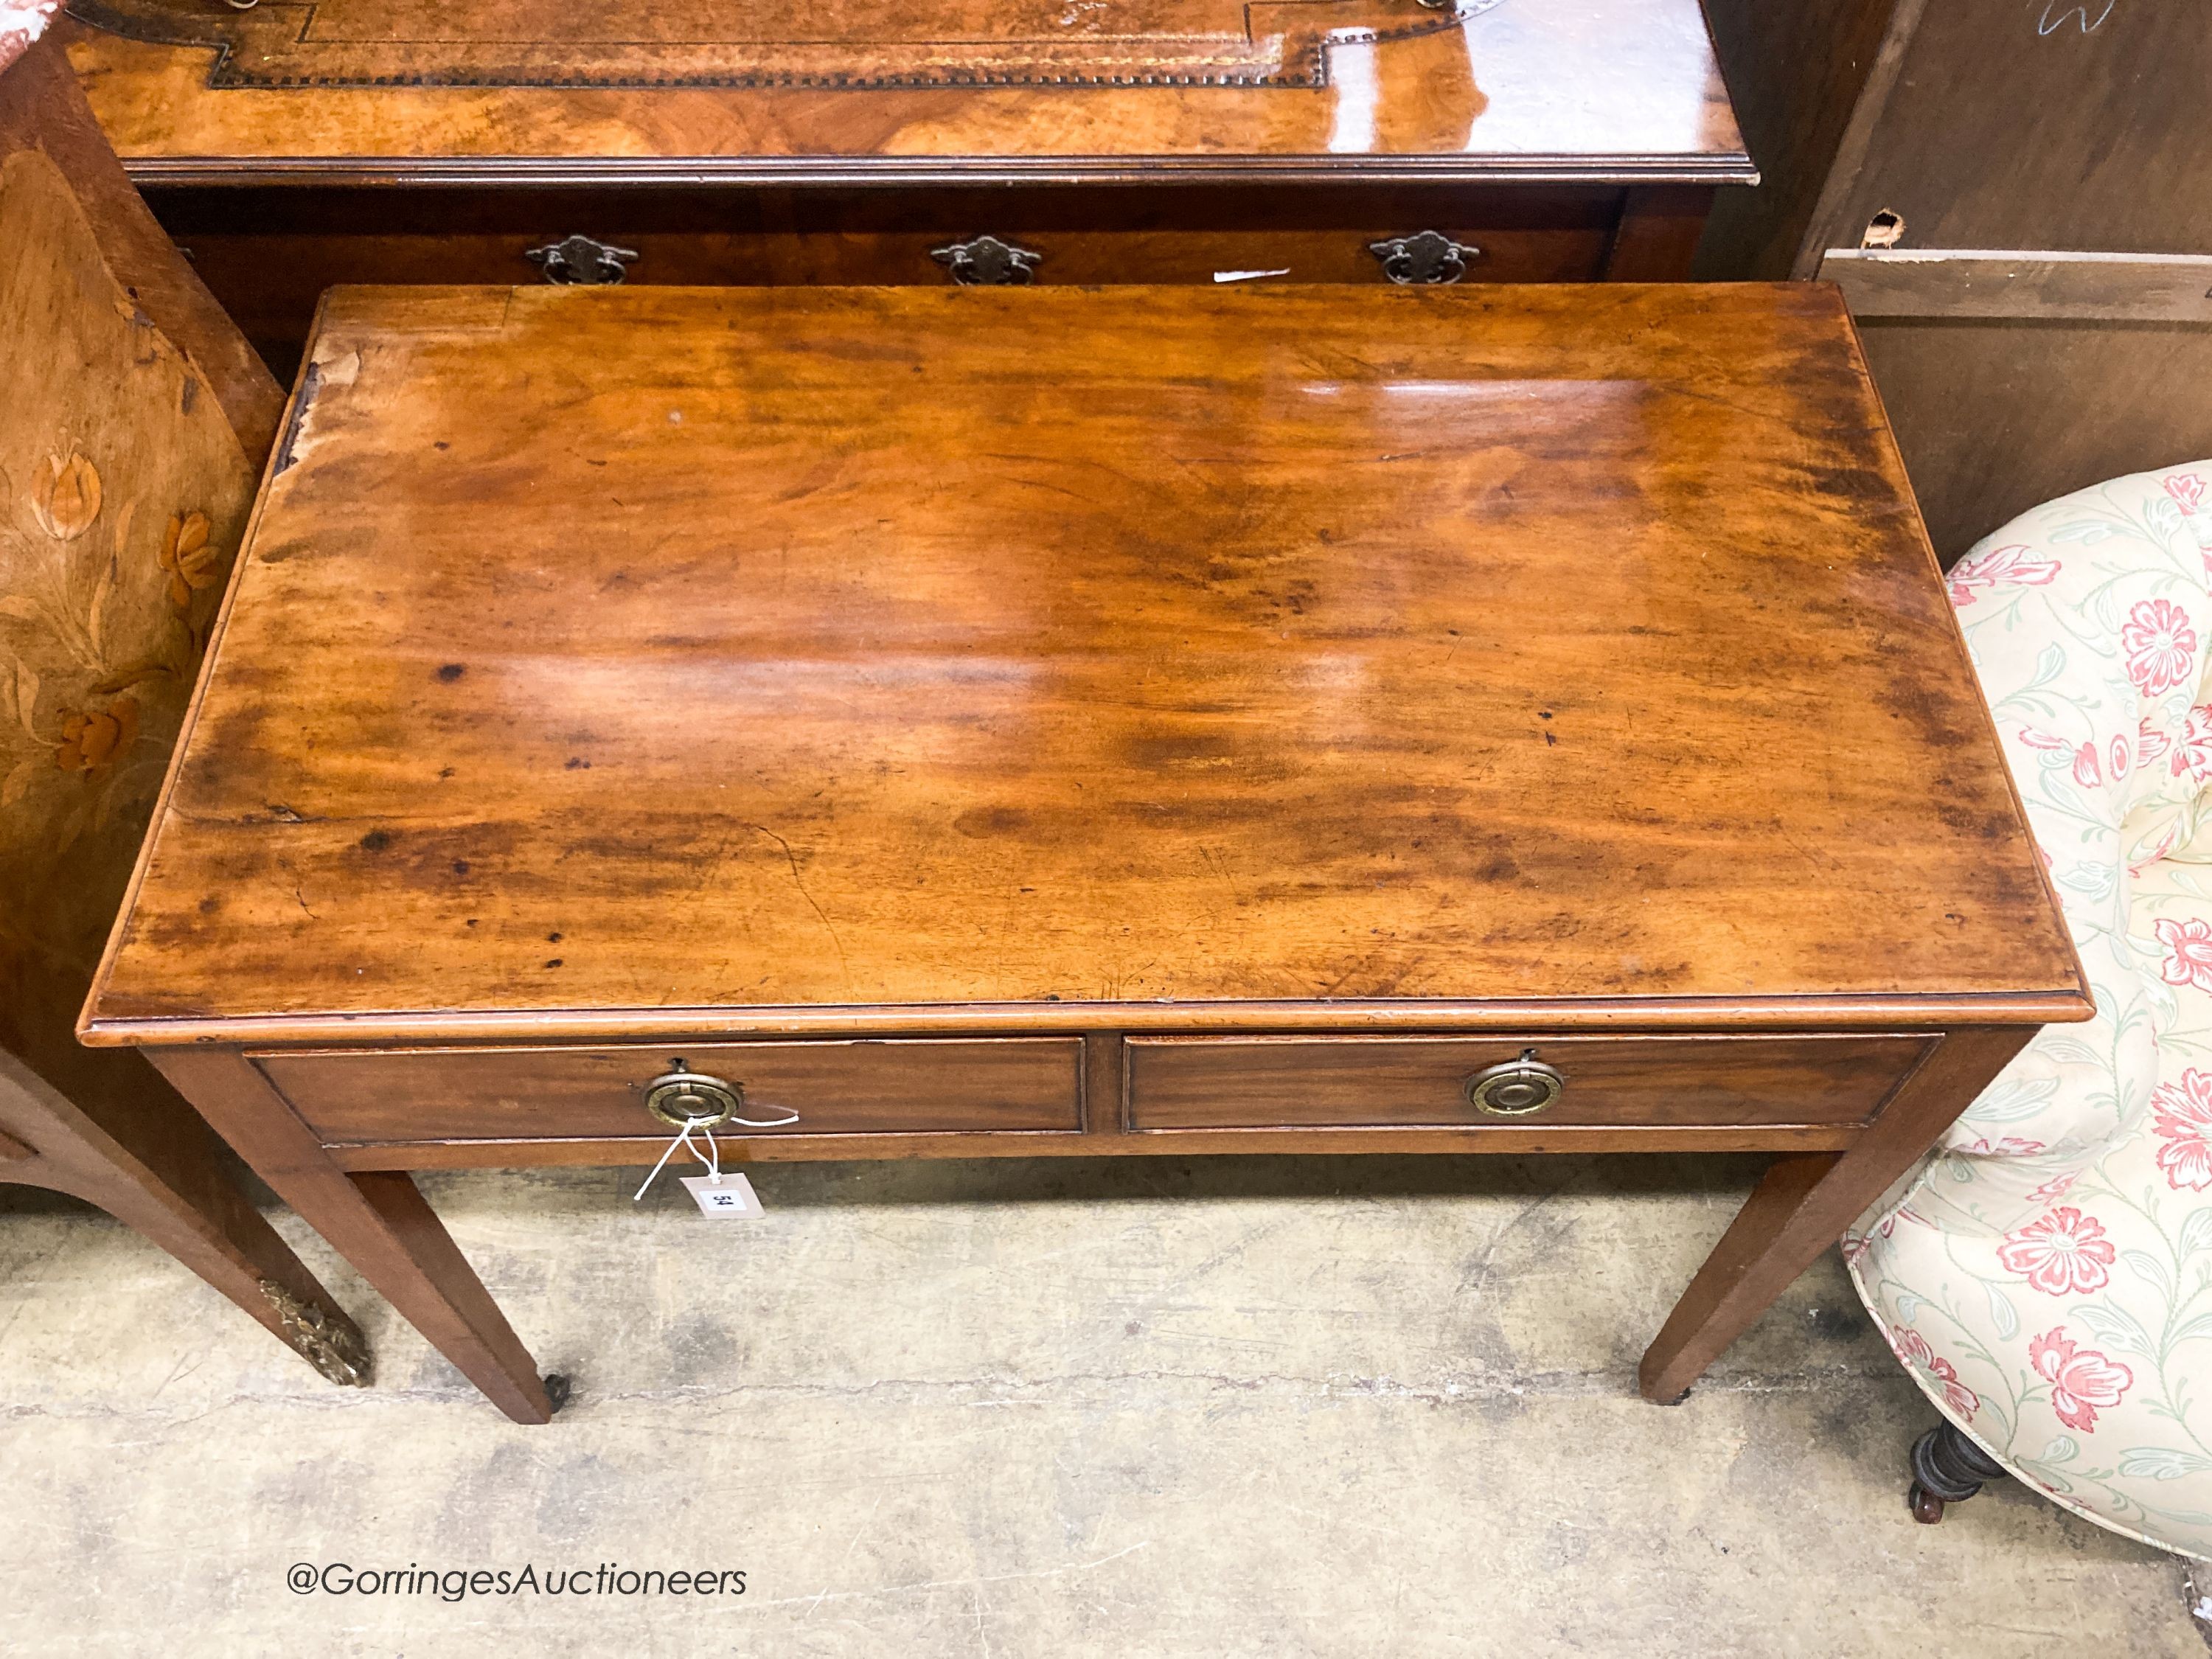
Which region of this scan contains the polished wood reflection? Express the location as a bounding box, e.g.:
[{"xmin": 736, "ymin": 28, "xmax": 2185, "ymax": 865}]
[
  {"xmin": 65, "ymin": 0, "xmax": 1750, "ymax": 181},
  {"xmin": 84, "ymin": 282, "xmax": 2079, "ymax": 1044}
]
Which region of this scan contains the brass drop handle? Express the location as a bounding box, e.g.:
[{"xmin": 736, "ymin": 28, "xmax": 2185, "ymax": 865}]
[
  {"xmin": 643, "ymin": 1064, "xmax": 800, "ymax": 1130},
  {"xmin": 1464, "ymin": 1051, "xmax": 1565, "ymax": 1117}
]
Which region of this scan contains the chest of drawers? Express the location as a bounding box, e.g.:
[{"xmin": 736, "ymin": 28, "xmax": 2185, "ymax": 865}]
[
  {"xmin": 61, "ymin": 0, "xmax": 1750, "ymax": 369},
  {"xmin": 81, "ymin": 282, "xmax": 2086, "ymax": 1422}
]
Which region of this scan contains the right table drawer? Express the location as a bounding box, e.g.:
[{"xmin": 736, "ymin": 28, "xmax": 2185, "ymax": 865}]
[{"xmin": 1121, "ymin": 1034, "xmax": 1935, "ymax": 1133}]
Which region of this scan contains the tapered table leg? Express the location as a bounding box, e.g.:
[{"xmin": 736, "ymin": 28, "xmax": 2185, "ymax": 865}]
[
  {"xmin": 1639, "ymin": 1026, "xmax": 2032, "ymax": 1403},
  {"xmin": 0, "ymin": 1052, "xmax": 369, "ymax": 1385},
  {"xmin": 147, "ymin": 1048, "xmax": 555, "ymax": 1424}
]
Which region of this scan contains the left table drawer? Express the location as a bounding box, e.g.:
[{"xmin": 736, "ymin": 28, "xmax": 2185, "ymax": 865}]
[{"xmin": 256, "ymin": 1038, "xmax": 1085, "ymax": 1144}]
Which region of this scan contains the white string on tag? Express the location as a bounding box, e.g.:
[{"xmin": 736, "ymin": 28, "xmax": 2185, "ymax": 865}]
[{"xmin": 633, "ymin": 1117, "xmax": 723, "ymax": 1202}]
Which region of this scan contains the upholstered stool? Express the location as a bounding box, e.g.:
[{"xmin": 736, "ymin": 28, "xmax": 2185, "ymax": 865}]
[{"xmin": 1851, "ymin": 459, "xmax": 2212, "ymax": 1559}]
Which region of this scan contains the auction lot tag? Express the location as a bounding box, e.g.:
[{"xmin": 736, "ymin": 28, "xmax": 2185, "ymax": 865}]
[{"xmin": 680, "ymin": 1172, "xmax": 765, "ymax": 1218}]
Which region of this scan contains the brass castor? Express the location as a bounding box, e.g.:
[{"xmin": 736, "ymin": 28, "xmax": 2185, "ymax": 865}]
[{"xmin": 1907, "ymin": 1422, "xmax": 2009, "ymax": 1523}]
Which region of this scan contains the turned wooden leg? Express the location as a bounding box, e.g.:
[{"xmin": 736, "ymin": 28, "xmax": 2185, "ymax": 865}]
[
  {"xmin": 147, "ymin": 1048, "xmax": 561, "ymax": 1424},
  {"xmin": 1639, "ymin": 1026, "xmax": 2033, "ymax": 1403},
  {"xmin": 1907, "ymin": 1422, "xmax": 2011, "ymax": 1523},
  {"xmin": 0, "ymin": 1051, "xmax": 369, "ymax": 1385}
]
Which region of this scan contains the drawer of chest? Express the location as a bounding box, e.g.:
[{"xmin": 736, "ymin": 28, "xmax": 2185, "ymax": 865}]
[
  {"xmin": 1121, "ymin": 1034, "xmax": 1935, "ymax": 1133},
  {"xmin": 257, "ymin": 1038, "xmax": 1084, "ymax": 1144}
]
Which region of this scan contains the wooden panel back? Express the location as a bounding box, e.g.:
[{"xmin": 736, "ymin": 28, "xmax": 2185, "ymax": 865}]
[{"xmin": 0, "ymin": 35, "xmax": 269, "ymax": 1133}]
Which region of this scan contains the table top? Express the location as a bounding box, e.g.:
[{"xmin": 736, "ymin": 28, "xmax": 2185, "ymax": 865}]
[
  {"xmin": 82, "ymin": 282, "xmax": 2086, "ymax": 1047},
  {"xmin": 64, "ymin": 0, "xmax": 1751, "ymax": 186}
]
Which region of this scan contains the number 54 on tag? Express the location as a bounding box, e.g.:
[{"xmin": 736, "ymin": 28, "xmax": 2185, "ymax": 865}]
[{"xmin": 679, "ymin": 1172, "xmax": 765, "ymax": 1219}]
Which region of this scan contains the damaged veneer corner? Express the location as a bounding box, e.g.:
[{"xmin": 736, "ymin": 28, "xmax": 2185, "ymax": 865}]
[{"xmin": 271, "ymin": 348, "xmax": 357, "ymax": 476}]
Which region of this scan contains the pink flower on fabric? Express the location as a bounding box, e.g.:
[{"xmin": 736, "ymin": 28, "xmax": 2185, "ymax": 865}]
[
  {"xmin": 2168, "ymin": 473, "xmax": 2208, "ymax": 515},
  {"xmin": 2123, "ymin": 598, "xmax": 2198, "ymax": 696},
  {"xmin": 1890, "ymin": 1327, "xmax": 1980, "ymax": 1419},
  {"xmin": 2157, "ymin": 917, "xmax": 2212, "ymax": 992},
  {"xmin": 1947, "ymin": 543, "xmax": 2062, "ymax": 607},
  {"xmin": 2150, "ymin": 1067, "xmax": 2212, "ymax": 1191},
  {"xmin": 2139, "ymin": 717, "xmax": 2173, "ymax": 768},
  {"xmin": 2171, "ymin": 706, "xmax": 2212, "ymax": 782},
  {"xmin": 2110, "ymin": 734, "xmax": 2132, "ymax": 781},
  {"xmin": 1957, "ymin": 1136, "xmax": 2046, "ymax": 1157},
  {"xmin": 2071, "ymin": 742, "xmax": 2104, "ymax": 787},
  {"xmin": 2026, "ymin": 1170, "xmax": 2080, "ymax": 1205},
  {"xmin": 2028, "ymin": 1329, "xmax": 2132, "ymax": 1433},
  {"xmin": 1997, "ymin": 1206, "xmax": 2116, "ymax": 1295}
]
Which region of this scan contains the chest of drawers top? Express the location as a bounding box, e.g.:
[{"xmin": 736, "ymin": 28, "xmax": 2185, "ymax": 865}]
[
  {"xmin": 80, "ymin": 282, "xmax": 2081, "ymax": 1049},
  {"xmin": 66, "ymin": 0, "xmax": 1749, "ymax": 186}
]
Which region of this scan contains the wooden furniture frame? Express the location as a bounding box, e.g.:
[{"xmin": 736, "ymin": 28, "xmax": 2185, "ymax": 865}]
[
  {"xmin": 0, "ymin": 32, "xmax": 366, "ymax": 1385},
  {"xmin": 58, "ymin": 0, "xmax": 1751, "ymax": 372},
  {"xmin": 1697, "ymin": 0, "xmax": 2212, "ymax": 560},
  {"xmin": 80, "ymin": 282, "xmax": 2089, "ymax": 1424}
]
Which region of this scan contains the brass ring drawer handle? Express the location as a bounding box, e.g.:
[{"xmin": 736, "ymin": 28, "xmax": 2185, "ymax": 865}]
[
  {"xmin": 1464, "ymin": 1051, "xmax": 1565, "ymax": 1117},
  {"xmin": 643, "ymin": 1067, "xmax": 801, "ymax": 1130}
]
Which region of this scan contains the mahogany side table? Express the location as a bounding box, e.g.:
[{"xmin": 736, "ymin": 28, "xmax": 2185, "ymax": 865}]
[{"xmin": 81, "ymin": 283, "xmax": 2089, "ymax": 1423}]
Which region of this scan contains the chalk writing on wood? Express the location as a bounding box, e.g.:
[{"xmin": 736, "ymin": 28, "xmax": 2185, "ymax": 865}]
[{"xmin": 2038, "ymin": 1, "xmax": 2116, "ymax": 35}]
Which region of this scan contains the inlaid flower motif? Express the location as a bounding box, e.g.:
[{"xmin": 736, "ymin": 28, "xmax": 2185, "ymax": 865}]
[
  {"xmin": 2028, "ymin": 1328, "xmax": 2132, "ymax": 1433},
  {"xmin": 158, "ymin": 510, "xmax": 218, "ymax": 608},
  {"xmin": 29, "ymin": 449, "xmax": 100, "ymax": 540},
  {"xmin": 2156, "ymin": 915, "xmax": 2212, "ymax": 992},
  {"xmin": 1996, "ymin": 1206, "xmax": 2116, "ymax": 1295},
  {"xmin": 2123, "ymin": 598, "xmax": 2198, "ymax": 696},
  {"xmin": 2150, "ymin": 1066, "xmax": 2212, "ymax": 1190},
  {"xmin": 55, "ymin": 697, "xmax": 138, "ymax": 773},
  {"xmin": 1890, "ymin": 1326, "xmax": 1980, "ymax": 1418},
  {"xmin": 1947, "ymin": 543, "xmax": 2060, "ymax": 608},
  {"xmin": 2168, "ymin": 473, "xmax": 2207, "ymax": 515}
]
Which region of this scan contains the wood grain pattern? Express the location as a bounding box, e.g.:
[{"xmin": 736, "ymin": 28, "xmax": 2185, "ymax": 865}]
[
  {"xmin": 259, "ymin": 1037, "xmax": 1085, "ymax": 1143},
  {"xmin": 66, "ymin": 2, "xmax": 1750, "ymax": 182},
  {"xmin": 1121, "ymin": 1034, "xmax": 1935, "ymax": 1131},
  {"xmin": 82, "ymin": 282, "xmax": 2083, "ymax": 1046}
]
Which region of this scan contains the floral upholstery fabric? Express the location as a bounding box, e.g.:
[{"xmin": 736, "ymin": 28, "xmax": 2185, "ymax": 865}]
[
  {"xmin": 1847, "ymin": 461, "xmax": 2212, "ymax": 1559},
  {"xmin": 0, "ymin": 142, "xmax": 254, "ymax": 1087}
]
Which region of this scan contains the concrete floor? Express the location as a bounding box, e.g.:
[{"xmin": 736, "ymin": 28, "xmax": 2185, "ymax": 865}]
[{"xmin": 3, "ymin": 1152, "xmax": 2205, "ymax": 1657}]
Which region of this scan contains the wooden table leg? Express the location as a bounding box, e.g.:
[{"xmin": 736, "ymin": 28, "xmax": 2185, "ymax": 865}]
[
  {"xmin": 147, "ymin": 1048, "xmax": 557, "ymax": 1424},
  {"xmin": 0, "ymin": 1051, "xmax": 370, "ymax": 1385},
  {"xmin": 1638, "ymin": 1025, "xmax": 2034, "ymax": 1403}
]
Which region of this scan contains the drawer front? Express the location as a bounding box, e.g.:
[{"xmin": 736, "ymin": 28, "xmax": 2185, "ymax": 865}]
[
  {"xmin": 1122, "ymin": 1034, "xmax": 1934, "ymax": 1132},
  {"xmin": 148, "ymin": 181, "xmax": 1625, "ymax": 372},
  {"xmin": 260, "ymin": 1038, "xmax": 1084, "ymax": 1144}
]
